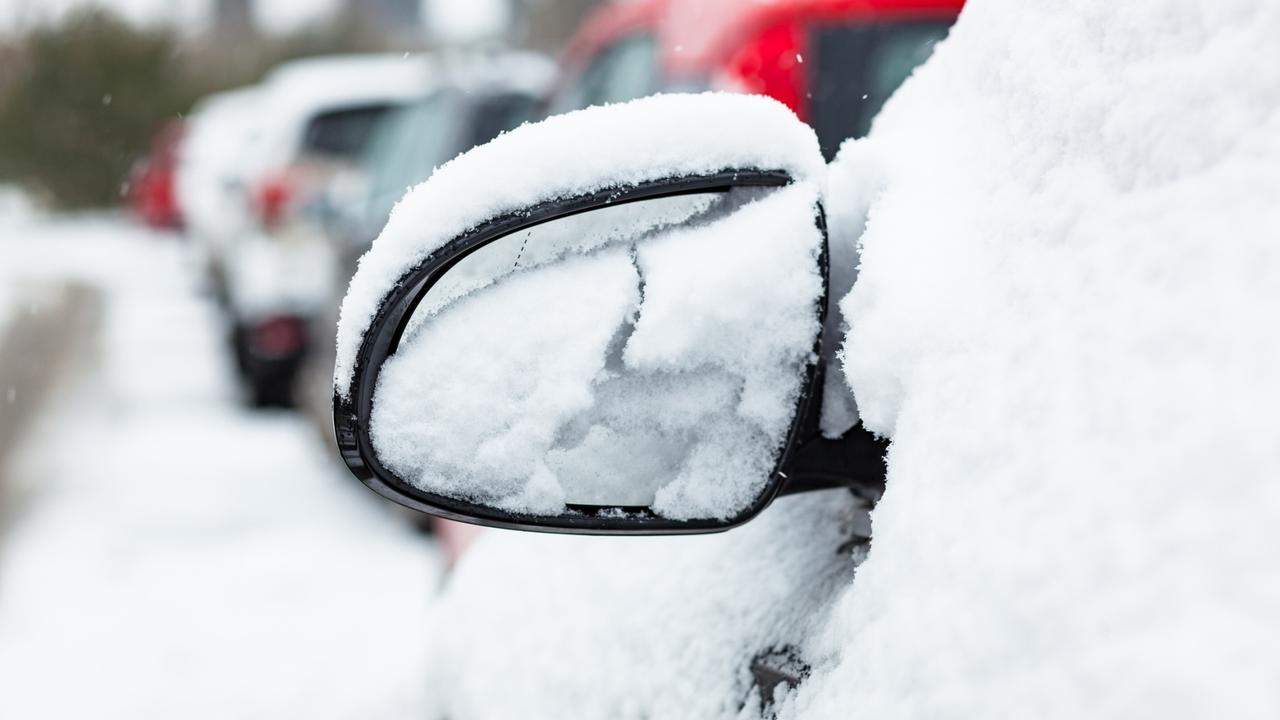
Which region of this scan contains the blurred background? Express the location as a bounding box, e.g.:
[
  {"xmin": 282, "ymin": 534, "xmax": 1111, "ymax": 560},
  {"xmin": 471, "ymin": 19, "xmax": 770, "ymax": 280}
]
[{"xmin": 0, "ymin": 0, "xmax": 956, "ymax": 715}]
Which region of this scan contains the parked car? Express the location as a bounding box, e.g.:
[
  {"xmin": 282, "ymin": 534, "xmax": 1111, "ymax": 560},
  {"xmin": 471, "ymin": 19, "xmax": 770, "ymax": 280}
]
[
  {"xmin": 328, "ymin": 53, "xmax": 552, "ymax": 257},
  {"xmin": 125, "ymin": 119, "xmax": 185, "ymax": 230},
  {"xmin": 209, "ymin": 55, "xmax": 430, "ymax": 407},
  {"xmin": 548, "ymin": 0, "xmax": 963, "ymax": 157},
  {"xmin": 176, "ymin": 85, "xmax": 262, "ymax": 302}
]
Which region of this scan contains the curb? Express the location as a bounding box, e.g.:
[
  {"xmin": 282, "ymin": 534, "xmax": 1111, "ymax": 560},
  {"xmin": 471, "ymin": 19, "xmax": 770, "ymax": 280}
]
[{"xmin": 0, "ymin": 280, "xmax": 97, "ymax": 524}]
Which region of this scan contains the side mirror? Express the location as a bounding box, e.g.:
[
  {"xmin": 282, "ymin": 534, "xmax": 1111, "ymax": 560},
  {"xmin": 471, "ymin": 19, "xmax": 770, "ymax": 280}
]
[{"xmin": 333, "ymin": 94, "xmax": 886, "ymax": 534}]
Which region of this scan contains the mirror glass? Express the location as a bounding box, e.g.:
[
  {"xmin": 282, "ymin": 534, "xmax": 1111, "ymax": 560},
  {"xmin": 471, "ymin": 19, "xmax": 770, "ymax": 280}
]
[{"xmin": 369, "ymin": 183, "xmax": 825, "ymax": 521}]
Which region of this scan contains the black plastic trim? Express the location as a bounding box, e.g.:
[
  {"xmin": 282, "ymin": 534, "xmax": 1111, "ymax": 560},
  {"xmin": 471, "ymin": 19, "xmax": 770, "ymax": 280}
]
[{"xmin": 334, "ymin": 168, "xmax": 883, "ymax": 535}]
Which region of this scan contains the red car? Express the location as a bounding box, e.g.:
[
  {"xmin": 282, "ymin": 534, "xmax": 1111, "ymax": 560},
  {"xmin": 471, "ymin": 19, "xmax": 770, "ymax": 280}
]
[
  {"xmin": 548, "ymin": 0, "xmax": 964, "ymax": 158},
  {"xmin": 126, "ymin": 120, "xmax": 186, "ymax": 230}
]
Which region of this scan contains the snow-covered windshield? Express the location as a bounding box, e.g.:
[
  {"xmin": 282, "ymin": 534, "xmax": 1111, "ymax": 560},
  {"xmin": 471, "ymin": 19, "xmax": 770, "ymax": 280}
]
[{"xmin": 370, "ymin": 182, "xmax": 824, "ymax": 520}]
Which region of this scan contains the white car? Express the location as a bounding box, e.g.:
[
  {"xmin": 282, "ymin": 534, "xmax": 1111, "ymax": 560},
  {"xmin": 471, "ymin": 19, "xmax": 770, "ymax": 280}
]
[
  {"xmin": 187, "ymin": 54, "xmax": 431, "ymax": 407},
  {"xmin": 176, "ymin": 84, "xmax": 262, "ymax": 303}
]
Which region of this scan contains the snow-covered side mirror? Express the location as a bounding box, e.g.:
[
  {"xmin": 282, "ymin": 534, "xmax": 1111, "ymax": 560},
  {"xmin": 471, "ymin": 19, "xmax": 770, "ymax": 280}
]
[{"xmin": 333, "ymin": 94, "xmax": 887, "ymax": 534}]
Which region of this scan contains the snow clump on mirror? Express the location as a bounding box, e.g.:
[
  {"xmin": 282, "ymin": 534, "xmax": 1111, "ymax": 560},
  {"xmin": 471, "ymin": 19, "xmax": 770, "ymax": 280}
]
[
  {"xmin": 370, "ymin": 183, "xmax": 823, "ymax": 520},
  {"xmin": 334, "ymin": 93, "xmax": 824, "ymax": 396}
]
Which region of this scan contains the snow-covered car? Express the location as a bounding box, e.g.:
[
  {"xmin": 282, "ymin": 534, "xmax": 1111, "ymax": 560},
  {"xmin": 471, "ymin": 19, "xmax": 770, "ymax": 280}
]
[
  {"xmin": 214, "ymin": 54, "xmax": 430, "ymax": 406},
  {"xmin": 326, "ymin": 53, "xmax": 552, "ymax": 259},
  {"xmin": 332, "ymin": 0, "xmax": 1280, "ymax": 717},
  {"xmin": 175, "ymin": 84, "xmax": 262, "ymax": 302},
  {"xmin": 125, "ymin": 119, "xmax": 185, "ymax": 230}
]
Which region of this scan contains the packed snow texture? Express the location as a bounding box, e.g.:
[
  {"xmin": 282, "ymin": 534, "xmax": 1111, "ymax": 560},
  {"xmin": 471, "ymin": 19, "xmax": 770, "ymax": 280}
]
[
  {"xmin": 803, "ymin": 0, "xmax": 1280, "ymax": 717},
  {"xmin": 371, "ymin": 184, "xmax": 824, "ymax": 519},
  {"xmin": 419, "ymin": 0, "xmax": 1280, "ymax": 718},
  {"xmin": 334, "ymin": 92, "xmax": 825, "ymax": 396}
]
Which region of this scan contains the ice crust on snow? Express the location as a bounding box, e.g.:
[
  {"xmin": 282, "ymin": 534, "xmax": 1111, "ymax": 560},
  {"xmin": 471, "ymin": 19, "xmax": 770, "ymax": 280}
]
[
  {"xmin": 420, "ymin": 0, "xmax": 1280, "ymax": 717},
  {"xmin": 370, "ymin": 183, "xmax": 824, "ymax": 520},
  {"xmin": 334, "ymin": 92, "xmax": 825, "ymax": 397}
]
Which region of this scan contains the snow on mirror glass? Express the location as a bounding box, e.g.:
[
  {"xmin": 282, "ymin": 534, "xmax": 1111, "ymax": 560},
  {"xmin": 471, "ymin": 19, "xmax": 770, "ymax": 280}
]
[{"xmin": 370, "ymin": 182, "xmax": 824, "ymax": 520}]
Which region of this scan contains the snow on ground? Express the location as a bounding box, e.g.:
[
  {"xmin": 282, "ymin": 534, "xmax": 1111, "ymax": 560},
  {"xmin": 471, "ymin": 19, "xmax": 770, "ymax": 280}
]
[{"xmin": 0, "ymin": 216, "xmax": 441, "ymax": 718}]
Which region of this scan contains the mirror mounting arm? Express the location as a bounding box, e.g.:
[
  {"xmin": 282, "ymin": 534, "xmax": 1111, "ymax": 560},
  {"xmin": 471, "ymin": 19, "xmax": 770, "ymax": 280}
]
[
  {"xmin": 778, "ymin": 430, "xmax": 887, "ymax": 504},
  {"xmin": 775, "ymin": 359, "xmax": 886, "ymax": 502},
  {"xmin": 774, "ymin": 217, "xmax": 888, "ymax": 505}
]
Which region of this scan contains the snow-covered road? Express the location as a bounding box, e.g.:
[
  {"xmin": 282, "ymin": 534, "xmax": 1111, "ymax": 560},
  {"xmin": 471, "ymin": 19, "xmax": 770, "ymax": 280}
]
[{"xmin": 0, "ymin": 217, "xmax": 441, "ymax": 718}]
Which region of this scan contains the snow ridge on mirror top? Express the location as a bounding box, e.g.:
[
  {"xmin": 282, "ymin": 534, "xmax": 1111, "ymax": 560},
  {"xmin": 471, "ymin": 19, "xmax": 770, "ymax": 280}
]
[
  {"xmin": 334, "ymin": 92, "xmax": 824, "ymax": 397},
  {"xmin": 370, "ymin": 183, "xmax": 823, "ymax": 520}
]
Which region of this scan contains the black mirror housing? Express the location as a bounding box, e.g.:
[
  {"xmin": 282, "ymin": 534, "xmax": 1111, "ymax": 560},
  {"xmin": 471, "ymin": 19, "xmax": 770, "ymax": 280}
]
[{"xmin": 333, "ymin": 94, "xmax": 885, "ymax": 535}]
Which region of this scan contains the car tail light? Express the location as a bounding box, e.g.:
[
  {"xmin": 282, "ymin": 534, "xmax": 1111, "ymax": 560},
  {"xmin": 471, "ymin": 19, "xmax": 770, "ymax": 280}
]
[
  {"xmin": 254, "ymin": 176, "xmax": 294, "ymax": 229},
  {"xmin": 249, "ymin": 315, "xmax": 306, "ymax": 358}
]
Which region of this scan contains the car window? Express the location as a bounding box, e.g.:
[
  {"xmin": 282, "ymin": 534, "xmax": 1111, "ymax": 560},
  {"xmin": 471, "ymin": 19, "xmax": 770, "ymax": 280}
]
[
  {"xmin": 809, "ymin": 21, "xmax": 954, "ymax": 159},
  {"xmin": 548, "ymin": 34, "xmax": 659, "ymax": 114},
  {"xmin": 360, "ymin": 92, "xmax": 465, "ymax": 235},
  {"xmin": 302, "ymin": 103, "xmax": 396, "ymax": 158},
  {"xmin": 470, "ymin": 92, "xmax": 540, "ymax": 147}
]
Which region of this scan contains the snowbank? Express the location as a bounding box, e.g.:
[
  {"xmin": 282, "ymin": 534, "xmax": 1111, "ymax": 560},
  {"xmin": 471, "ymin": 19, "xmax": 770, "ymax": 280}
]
[
  {"xmin": 0, "ymin": 219, "xmax": 441, "ymax": 719},
  {"xmin": 0, "ymin": 184, "xmax": 40, "ymax": 223}
]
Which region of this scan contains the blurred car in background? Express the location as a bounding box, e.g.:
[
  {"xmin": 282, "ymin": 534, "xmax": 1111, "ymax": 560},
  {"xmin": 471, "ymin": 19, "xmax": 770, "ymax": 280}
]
[
  {"xmin": 181, "ymin": 54, "xmax": 430, "ymax": 407},
  {"xmin": 125, "ymin": 119, "xmax": 185, "ymax": 230},
  {"xmin": 325, "ymin": 52, "xmax": 552, "ymax": 257},
  {"xmin": 548, "ymin": 0, "xmax": 963, "ymax": 157},
  {"xmin": 306, "ymin": 52, "xmax": 552, "ymax": 422},
  {"xmin": 177, "ymin": 85, "xmax": 263, "ymax": 305}
]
